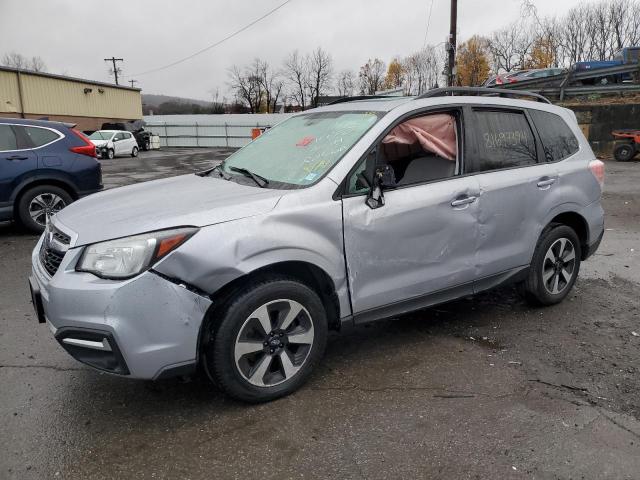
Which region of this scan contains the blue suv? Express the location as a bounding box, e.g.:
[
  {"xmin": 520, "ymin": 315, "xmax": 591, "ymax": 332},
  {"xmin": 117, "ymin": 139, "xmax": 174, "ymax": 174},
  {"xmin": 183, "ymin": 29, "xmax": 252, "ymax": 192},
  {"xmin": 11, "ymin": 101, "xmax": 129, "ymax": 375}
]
[{"xmin": 0, "ymin": 118, "xmax": 102, "ymax": 232}]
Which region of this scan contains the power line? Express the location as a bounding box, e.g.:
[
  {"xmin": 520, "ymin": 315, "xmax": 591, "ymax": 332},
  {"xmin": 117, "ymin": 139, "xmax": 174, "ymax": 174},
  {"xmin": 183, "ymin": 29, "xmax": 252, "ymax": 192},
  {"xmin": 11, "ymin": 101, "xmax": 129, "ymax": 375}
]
[
  {"xmin": 104, "ymin": 57, "xmax": 123, "ymax": 85},
  {"xmin": 128, "ymin": 0, "xmax": 295, "ymax": 77},
  {"xmin": 422, "ymin": 0, "xmax": 435, "ymax": 48}
]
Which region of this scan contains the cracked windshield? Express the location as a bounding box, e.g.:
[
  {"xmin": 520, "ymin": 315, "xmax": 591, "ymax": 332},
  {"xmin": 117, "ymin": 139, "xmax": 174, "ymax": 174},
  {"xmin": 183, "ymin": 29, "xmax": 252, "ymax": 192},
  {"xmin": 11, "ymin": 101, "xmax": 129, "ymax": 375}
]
[{"xmin": 220, "ymin": 111, "xmax": 382, "ymax": 186}]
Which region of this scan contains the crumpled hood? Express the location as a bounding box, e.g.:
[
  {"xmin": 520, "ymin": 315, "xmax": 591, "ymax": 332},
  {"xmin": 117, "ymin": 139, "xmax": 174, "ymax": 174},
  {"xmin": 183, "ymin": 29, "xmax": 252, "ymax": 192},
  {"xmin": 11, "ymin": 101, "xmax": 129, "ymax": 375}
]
[
  {"xmin": 55, "ymin": 174, "xmax": 283, "ymax": 246},
  {"xmin": 90, "ymin": 140, "xmax": 109, "ymax": 147}
]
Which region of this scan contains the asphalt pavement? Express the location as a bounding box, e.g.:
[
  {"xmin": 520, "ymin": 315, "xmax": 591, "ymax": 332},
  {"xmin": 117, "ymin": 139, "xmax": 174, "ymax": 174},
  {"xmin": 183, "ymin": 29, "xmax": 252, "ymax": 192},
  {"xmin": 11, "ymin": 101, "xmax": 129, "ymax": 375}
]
[{"xmin": 1, "ymin": 149, "xmax": 639, "ymax": 479}]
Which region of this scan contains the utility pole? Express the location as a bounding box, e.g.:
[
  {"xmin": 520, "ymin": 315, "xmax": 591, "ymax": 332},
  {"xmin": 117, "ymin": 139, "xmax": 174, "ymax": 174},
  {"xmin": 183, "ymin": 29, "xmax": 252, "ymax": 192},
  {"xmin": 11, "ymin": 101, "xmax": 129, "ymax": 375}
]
[
  {"xmin": 447, "ymin": 0, "xmax": 458, "ymax": 87},
  {"xmin": 128, "ymin": 79, "xmax": 138, "ymax": 88},
  {"xmin": 104, "ymin": 57, "xmax": 124, "ymax": 85}
]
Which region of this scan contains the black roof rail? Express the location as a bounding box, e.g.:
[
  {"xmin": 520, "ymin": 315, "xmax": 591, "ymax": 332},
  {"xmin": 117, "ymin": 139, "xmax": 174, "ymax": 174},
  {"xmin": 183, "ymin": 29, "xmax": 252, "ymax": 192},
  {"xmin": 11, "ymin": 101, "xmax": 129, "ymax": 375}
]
[
  {"xmin": 416, "ymin": 86, "xmax": 551, "ymax": 104},
  {"xmin": 327, "ymin": 95, "xmax": 395, "ymax": 105}
]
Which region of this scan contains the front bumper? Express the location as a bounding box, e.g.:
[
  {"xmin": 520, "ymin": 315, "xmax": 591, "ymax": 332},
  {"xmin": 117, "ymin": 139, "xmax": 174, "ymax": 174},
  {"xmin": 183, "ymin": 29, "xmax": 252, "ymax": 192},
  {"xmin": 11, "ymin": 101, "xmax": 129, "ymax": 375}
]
[{"xmin": 30, "ymin": 235, "xmax": 212, "ymax": 380}]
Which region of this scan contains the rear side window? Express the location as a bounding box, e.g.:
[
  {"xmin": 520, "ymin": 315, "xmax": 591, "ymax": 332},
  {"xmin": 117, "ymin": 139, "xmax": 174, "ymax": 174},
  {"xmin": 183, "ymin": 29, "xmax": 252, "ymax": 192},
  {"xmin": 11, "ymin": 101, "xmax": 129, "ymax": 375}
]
[
  {"xmin": 0, "ymin": 125, "xmax": 18, "ymax": 151},
  {"xmin": 529, "ymin": 110, "xmax": 579, "ymax": 162},
  {"xmin": 23, "ymin": 126, "xmax": 60, "ymax": 148},
  {"xmin": 467, "ymin": 110, "xmax": 537, "ymax": 173}
]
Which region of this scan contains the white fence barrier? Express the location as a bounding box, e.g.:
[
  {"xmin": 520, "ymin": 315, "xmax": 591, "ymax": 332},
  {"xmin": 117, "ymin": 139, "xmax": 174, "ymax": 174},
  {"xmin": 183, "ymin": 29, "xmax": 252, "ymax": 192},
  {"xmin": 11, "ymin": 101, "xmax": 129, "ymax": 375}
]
[{"xmin": 143, "ymin": 114, "xmax": 292, "ymax": 148}]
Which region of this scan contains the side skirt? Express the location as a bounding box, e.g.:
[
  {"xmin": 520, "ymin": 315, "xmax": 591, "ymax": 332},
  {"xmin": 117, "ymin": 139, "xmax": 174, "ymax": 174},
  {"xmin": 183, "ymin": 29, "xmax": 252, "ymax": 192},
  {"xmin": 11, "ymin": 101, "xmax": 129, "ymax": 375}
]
[{"xmin": 341, "ymin": 265, "xmax": 529, "ymax": 327}]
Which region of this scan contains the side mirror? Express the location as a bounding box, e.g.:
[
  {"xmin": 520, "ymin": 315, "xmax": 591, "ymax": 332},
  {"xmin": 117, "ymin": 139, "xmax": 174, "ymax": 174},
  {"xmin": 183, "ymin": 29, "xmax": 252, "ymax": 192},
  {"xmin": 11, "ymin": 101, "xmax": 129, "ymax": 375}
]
[
  {"xmin": 112, "ymin": 137, "xmax": 119, "ymax": 142},
  {"xmin": 366, "ymin": 183, "xmax": 384, "ymax": 209},
  {"xmin": 365, "ymin": 166, "xmax": 395, "ymax": 210}
]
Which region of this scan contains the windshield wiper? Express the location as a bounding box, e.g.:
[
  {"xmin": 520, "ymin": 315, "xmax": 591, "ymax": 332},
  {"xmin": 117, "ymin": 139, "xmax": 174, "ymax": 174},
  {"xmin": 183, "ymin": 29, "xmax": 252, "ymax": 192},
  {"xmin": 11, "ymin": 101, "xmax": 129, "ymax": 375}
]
[
  {"xmin": 229, "ymin": 166, "xmax": 269, "ymax": 188},
  {"xmin": 210, "ymin": 163, "xmax": 231, "ymax": 180}
]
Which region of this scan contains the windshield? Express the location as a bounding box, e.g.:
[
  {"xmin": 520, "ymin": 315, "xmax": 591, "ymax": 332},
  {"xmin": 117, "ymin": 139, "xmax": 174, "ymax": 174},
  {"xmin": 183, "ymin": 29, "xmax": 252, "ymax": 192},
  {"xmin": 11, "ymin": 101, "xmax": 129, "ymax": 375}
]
[
  {"xmin": 217, "ymin": 111, "xmax": 383, "ymax": 188},
  {"xmin": 89, "ymin": 131, "xmax": 113, "ymax": 140}
]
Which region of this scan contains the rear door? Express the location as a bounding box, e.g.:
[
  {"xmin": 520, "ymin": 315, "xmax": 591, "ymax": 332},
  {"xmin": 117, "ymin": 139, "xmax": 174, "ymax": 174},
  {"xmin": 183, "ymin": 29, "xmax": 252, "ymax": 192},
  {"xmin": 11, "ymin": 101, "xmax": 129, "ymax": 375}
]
[
  {"xmin": 0, "ymin": 124, "xmax": 37, "ymax": 204},
  {"xmin": 18, "ymin": 124, "xmax": 65, "ymax": 169},
  {"xmin": 465, "ymin": 107, "xmax": 558, "ymax": 285}
]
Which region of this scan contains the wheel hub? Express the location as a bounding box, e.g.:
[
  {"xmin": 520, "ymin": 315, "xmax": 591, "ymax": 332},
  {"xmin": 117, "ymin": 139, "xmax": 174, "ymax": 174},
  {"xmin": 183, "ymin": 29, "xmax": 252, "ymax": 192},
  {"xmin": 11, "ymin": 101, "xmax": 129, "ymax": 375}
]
[
  {"xmin": 542, "ymin": 237, "xmax": 576, "ymax": 295},
  {"xmin": 234, "ymin": 299, "xmax": 315, "ymax": 387}
]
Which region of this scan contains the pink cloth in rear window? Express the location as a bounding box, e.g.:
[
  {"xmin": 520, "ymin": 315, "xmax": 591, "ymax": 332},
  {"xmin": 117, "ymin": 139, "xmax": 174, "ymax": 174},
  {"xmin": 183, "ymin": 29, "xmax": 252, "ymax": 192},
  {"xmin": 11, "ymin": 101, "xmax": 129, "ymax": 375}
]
[{"xmin": 381, "ymin": 113, "xmax": 456, "ymax": 161}]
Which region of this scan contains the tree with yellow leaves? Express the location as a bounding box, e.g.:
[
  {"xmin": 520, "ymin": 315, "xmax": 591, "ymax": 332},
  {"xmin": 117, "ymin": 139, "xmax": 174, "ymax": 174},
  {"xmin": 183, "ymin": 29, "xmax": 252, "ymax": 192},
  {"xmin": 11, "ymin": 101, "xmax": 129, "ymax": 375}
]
[
  {"xmin": 527, "ymin": 35, "xmax": 557, "ymax": 69},
  {"xmin": 455, "ymin": 35, "xmax": 491, "ymax": 86},
  {"xmin": 383, "ymin": 58, "xmax": 405, "ymax": 90}
]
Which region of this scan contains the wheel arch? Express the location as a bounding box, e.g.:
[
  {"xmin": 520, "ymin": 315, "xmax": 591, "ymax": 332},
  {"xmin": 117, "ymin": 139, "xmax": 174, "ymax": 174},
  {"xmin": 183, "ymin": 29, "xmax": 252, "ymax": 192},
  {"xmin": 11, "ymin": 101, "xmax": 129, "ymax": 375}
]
[
  {"xmin": 12, "ymin": 176, "xmax": 78, "ymax": 217},
  {"xmin": 196, "ymin": 260, "xmax": 341, "ymax": 373},
  {"xmin": 545, "ymin": 211, "xmax": 590, "ymax": 260},
  {"xmin": 205, "ymin": 260, "xmax": 341, "ymax": 331}
]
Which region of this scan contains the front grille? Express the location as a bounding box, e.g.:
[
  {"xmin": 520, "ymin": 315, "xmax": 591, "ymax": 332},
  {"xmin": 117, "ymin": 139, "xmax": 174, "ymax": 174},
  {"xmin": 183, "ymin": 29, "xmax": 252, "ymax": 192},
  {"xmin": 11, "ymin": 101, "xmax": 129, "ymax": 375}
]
[
  {"xmin": 50, "ymin": 225, "xmax": 71, "ymax": 245},
  {"xmin": 39, "ymin": 242, "xmax": 65, "ymax": 277}
]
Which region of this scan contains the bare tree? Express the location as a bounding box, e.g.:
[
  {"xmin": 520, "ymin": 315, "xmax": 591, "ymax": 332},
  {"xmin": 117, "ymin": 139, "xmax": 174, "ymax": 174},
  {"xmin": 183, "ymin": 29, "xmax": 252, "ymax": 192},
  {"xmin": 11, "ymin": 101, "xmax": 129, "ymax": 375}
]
[
  {"xmin": 488, "ymin": 23, "xmax": 523, "ymax": 72},
  {"xmin": 29, "ymin": 56, "xmax": 46, "ymax": 72},
  {"xmin": 336, "ymin": 70, "xmax": 355, "ymax": 97},
  {"xmin": 403, "ymin": 46, "xmax": 440, "ymax": 95},
  {"xmin": 358, "ymin": 58, "xmax": 386, "ymax": 95},
  {"xmin": 307, "ymin": 47, "xmax": 333, "ymax": 108},
  {"xmin": 256, "ymin": 59, "xmax": 284, "ymax": 113},
  {"xmin": 227, "ymin": 63, "xmax": 263, "ymax": 114},
  {"xmin": 1, "ymin": 52, "xmax": 28, "ymax": 69},
  {"xmin": 283, "ymin": 50, "xmax": 309, "ymax": 110},
  {"xmin": 1, "ymin": 52, "xmax": 47, "ymax": 72}
]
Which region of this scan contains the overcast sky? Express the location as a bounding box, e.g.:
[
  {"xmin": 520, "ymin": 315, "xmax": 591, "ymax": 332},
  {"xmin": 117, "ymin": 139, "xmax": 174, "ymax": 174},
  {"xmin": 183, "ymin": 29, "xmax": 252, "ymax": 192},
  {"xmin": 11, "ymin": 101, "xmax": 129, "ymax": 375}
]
[{"xmin": 1, "ymin": 0, "xmax": 585, "ymax": 101}]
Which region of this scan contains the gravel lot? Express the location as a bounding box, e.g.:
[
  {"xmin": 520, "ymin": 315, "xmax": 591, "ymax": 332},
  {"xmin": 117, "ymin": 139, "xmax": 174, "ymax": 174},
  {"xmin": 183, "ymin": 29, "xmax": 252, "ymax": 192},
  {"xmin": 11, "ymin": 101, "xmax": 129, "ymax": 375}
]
[{"xmin": 0, "ymin": 149, "xmax": 638, "ymax": 479}]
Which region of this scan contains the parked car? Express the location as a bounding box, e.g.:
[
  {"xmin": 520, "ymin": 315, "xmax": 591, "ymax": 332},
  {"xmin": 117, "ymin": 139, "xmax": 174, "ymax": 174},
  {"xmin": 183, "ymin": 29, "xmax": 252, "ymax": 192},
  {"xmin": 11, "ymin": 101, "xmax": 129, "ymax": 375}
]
[
  {"xmin": 515, "ymin": 68, "xmax": 566, "ymax": 81},
  {"xmin": 0, "ymin": 118, "xmax": 102, "ymax": 233},
  {"xmin": 101, "ymin": 120, "xmax": 152, "ymax": 151},
  {"xmin": 494, "ymin": 70, "xmax": 531, "ymax": 85},
  {"xmin": 89, "ymin": 130, "xmax": 139, "ymax": 159},
  {"xmin": 29, "ymin": 90, "xmax": 605, "ymax": 402}
]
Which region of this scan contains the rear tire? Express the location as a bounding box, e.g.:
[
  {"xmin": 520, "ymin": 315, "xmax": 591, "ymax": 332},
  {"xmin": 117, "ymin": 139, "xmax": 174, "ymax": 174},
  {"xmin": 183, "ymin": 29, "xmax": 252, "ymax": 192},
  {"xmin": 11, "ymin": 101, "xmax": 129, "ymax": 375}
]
[
  {"xmin": 614, "ymin": 143, "xmax": 636, "ymax": 162},
  {"xmin": 131, "ymin": 146, "xmax": 139, "ymax": 157},
  {"xmin": 17, "ymin": 185, "xmax": 73, "ymax": 233},
  {"xmin": 203, "ymin": 277, "xmax": 328, "ymax": 403},
  {"xmin": 520, "ymin": 225, "xmax": 581, "ymax": 306}
]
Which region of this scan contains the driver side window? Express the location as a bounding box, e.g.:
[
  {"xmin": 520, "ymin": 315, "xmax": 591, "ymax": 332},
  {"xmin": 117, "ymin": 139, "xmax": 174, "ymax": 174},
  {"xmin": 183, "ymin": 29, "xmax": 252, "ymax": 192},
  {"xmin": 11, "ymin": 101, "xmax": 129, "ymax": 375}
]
[{"xmin": 346, "ymin": 111, "xmax": 459, "ymax": 194}]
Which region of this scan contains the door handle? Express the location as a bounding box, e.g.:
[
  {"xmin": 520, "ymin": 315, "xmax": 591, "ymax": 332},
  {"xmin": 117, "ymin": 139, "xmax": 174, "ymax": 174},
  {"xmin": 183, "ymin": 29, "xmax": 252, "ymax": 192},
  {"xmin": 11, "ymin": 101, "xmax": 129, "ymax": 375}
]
[
  {"xmin": 451, "ymin": 196, "xmax": 477, "ymax": 208},
  {"xmin": 6, "ymin": 155, "xmax": 29, "ymax": 161},
  {"xmin": 537, "ymin": 178, "xmax": 556, "ymax": 189}
]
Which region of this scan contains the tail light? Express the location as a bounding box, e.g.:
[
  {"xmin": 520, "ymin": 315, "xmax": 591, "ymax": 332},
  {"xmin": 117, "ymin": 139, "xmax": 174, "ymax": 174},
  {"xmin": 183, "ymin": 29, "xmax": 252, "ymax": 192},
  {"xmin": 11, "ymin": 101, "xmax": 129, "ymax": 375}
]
[
  {"xmin": 69, "ymin": 129, "xmax": 97, "ymax": 157},
  {"xmin": 589, "ymin": 159, "xmax": 605, "ymax": 188}
]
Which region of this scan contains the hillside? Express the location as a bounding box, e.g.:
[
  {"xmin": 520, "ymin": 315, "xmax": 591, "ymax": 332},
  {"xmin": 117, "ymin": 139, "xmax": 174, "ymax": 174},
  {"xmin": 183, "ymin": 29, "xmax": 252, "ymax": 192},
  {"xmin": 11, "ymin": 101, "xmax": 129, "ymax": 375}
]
[{"xmin": 142, "ymin": 93, "xmax": 212, "ymax": 108}]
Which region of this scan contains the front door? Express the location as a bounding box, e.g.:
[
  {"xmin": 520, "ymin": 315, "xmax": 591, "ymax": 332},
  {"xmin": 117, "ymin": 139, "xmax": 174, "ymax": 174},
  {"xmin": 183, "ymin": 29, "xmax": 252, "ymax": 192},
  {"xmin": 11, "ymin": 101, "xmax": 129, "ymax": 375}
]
[
  {"xmin": 342, "ymin": 177, "xmax": 481, "ymax": 319},
  {"xmin": 113, "ymin": 132, "xmax": 127, "ymax": 155}
]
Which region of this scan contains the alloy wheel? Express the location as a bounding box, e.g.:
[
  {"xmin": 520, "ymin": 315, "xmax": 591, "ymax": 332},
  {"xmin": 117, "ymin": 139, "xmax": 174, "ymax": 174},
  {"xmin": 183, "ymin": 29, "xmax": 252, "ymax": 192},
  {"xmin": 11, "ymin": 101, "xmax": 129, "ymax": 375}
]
[
  {"xmin": 542, "ymin": 237, "xmax": 576, "ymax": 295},
  {"xmin": 234, "ymin": 299, "xmax": 314, "ymax": 387},
  {"xmin": 28, "ymin": 193, "xmax": 66, "ymax": 227}
]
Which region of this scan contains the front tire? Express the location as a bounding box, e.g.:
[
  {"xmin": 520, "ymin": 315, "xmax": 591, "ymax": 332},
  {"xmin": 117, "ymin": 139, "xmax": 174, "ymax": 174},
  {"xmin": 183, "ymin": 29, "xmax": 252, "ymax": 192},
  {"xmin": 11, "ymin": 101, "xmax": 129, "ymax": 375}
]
[
  {"xmin": 203, "ymin": 278, "xmax": 328, "ymax": 403},
  {"xmin": 520, "ymin": 225, "xmax": 581, "ymax": 306},
  {"xmin": 17, "ymin": 185, "xmax": 73, "ymax": 233},
  {"xmin": 107, "ymin": 148, "xmax": 115, "ymax": 159}
]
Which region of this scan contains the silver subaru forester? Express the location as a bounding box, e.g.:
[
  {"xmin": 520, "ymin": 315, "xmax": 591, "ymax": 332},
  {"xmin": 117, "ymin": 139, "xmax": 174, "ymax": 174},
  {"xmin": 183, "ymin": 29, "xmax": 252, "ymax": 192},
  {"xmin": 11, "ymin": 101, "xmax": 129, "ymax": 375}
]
[{"xmin": 29, "ymin": 89, "xmax": 605, "ymax": 402}]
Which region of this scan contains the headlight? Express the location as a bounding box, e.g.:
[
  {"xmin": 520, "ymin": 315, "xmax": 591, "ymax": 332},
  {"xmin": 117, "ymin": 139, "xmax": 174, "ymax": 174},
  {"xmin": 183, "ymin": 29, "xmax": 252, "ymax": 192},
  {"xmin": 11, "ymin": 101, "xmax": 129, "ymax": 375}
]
[{"xmin": 76, "ymin": 227, "xmax": 198, "ymax": 279}]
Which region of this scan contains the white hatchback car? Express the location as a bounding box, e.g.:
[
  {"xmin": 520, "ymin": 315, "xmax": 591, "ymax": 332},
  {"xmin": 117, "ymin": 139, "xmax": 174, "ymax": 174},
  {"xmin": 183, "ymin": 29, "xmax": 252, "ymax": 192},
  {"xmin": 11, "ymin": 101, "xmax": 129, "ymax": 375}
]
[{"xmin": 88, "ymin": 130, "xmax": 139, "ymax": 159}]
